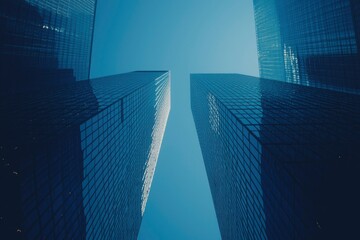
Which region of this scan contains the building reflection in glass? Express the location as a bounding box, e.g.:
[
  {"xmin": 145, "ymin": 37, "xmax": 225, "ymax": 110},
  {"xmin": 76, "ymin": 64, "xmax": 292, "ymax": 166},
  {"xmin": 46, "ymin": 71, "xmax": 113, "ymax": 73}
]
[
  {"xmin": 191, "ymin": 73, "xmax": 360, "ymax": 239},
  {"xmin": 0, "ymin": 0, "xmax": 96, "ymax": 95},
  {"xmin": 253, "ymin": 0, "xmax": 360, "ymax": 93},
  {"xmin": 0, "ymin": 71, "xmax": 171, "ymax": 239},
  {"xmin": 1, "ymin": 1, "xmax": 171, "ymax": 239}
]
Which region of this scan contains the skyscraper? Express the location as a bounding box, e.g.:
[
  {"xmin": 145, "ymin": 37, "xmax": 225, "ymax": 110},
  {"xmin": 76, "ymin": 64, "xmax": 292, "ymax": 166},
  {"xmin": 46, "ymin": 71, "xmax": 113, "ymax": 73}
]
[
  {"xmin": 253, "ymin": 0, "xmax": 360, "ymax": 92},
  {"xmin": 191, "ymin": 73, "xmax": 360, "ymax": 239},
  {"xmin": 0, "ymin": 0, "xmax": 97, "ymax": 94},
  {"xmin": 1, "ymin": 1, "xmax": 171, "ymax": 239},
  {"xmin": 0, "ymin": 71, "xmax": 171, "ymax": 239}
]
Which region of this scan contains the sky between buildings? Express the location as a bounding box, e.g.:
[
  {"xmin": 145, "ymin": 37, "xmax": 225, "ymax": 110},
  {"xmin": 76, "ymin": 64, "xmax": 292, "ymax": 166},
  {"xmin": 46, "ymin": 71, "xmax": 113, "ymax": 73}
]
[{"xmin": 90, "ymin": 0, "xmax": 259, "ymax": 239}]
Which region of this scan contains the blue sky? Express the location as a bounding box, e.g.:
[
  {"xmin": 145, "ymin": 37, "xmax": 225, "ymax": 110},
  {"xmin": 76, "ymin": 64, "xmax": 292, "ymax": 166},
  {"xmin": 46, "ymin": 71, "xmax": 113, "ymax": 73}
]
[{"xmin": 90, "ymin": 0, "xmax": 259, "ymax": 239}]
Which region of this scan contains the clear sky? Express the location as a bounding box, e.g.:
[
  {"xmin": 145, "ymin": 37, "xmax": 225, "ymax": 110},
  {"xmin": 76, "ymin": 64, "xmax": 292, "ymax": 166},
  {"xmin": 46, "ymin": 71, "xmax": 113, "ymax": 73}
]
[{"xmin": 90, "ymin": 0, "xmax": 259, "ymax": 239}]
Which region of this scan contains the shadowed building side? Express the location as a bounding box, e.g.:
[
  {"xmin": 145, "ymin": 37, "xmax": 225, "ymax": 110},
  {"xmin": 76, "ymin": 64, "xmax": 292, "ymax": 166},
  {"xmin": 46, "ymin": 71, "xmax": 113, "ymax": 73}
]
[
  {"xmin": 0, "ymin": 0, "xmax": 97, "ymax": 95},
  {"xmin": 0, "ymin": 71, "xmax": 171, "ymax": 240},
  {"xmin": 191, "ymin": 73, "xmax": 360, "ymax": 240}
]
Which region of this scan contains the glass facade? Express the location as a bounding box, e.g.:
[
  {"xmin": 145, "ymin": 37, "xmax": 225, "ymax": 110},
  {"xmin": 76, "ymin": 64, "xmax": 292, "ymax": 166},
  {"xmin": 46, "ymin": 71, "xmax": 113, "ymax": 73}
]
[
  {"xmin": 191, "ymin": 73, "xmax": 360, "ymax": 239},
  {"xmin": 0, "ymin": 0, "xmax": 97, "ymax": 95},
  {"xmin": 0, "ymin": 71, "xmax": 171, "ymax": 239},
  {"xmin": 253, "ymin": 0, "xmax": 360, "ymax": 93}
]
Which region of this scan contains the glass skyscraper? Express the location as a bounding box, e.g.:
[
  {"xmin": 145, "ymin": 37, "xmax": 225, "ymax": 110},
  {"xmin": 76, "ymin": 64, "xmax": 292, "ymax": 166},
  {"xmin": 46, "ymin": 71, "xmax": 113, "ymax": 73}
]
[
  {"xmin": 1, "ymin": 1, "xmax": 171, "ymax": 239},
  {"xmin": 0, "ymin": 71, "xmax": 171, "ymax": 239},
  {"xmin": 253, "ymin": 0, "xmax": 360, "ymax": 93},
  {"xmin": 191, "ymin": 73, "xmax": 360, "ymax": 239},
  {"xmin": 0, "ymin": 0, "xmax": 97, "ymax": 95}
]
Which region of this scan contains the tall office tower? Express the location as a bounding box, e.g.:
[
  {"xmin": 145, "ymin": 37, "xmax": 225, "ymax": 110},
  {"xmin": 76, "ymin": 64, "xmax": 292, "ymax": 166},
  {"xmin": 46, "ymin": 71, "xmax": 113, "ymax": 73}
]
[
  {"xmin": 0, "ymin": 0, "xmax": 97, "ymax": 94},
  {"xmin": 253, "ymin": 0, "xmax": 360, "ymax": 92},
  {"xmin": 191, "ymin": 73, "xmax": 360, "ymax": 240},
  {"xmin": 0, "ymin": 71, "xmax": 171, "ymax": 239}
]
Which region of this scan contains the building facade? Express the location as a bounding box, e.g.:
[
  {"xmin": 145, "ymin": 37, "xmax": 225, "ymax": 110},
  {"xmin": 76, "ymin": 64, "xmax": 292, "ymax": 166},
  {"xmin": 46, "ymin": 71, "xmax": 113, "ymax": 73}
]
[
  {"xmin": 191, "ymin": 73, "xmax": 360, "ymax": 239},
  {"xmin": 253, "ymin": 0, "xmax": 360, "ymax": 93},
  {"xmin": 0, "ymin": 71, "xmax": 171, "ymax": 239},
  {"xmin": 0, "ymin": 0, "xmax": 97, "ymax": 94}
]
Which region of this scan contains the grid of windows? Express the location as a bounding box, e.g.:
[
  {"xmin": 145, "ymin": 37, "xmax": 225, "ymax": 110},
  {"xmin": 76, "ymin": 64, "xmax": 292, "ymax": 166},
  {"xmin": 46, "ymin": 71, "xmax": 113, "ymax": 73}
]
[
  {"xmin": 191, "ymin": 73, "xmax": 360, "ymax": 239},
  {"xmin": 0, "ymin": 71, "xmax": 170, "ymax": 239},
  {"xmin": 80, "ymin": 72, "xmax": 170, "ymax": 239},
  {"xmin": 253, "ymin": 0, "xmax": 360, "ymax": 93},
  {"xmin": 0, "ymin": 0, "xmax": 96, "ymax": 95}
]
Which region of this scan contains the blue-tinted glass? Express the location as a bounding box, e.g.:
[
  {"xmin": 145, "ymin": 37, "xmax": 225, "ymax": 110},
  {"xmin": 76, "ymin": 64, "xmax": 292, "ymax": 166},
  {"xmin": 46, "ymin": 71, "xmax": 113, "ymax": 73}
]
[
  {"xmin": 0, "ymin": 71, "xmax": 171, "ymax": 239},
  {"xmin": 0, "ymin": 0, "xmax": 96, "ymax": 95},
  {"xmin": 191, "ymin": 73, "xmax": 360, "ymax": 239},
  {"xmin": 254, "ymin": 0, "xmax": 360, "ymax": 93}
]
